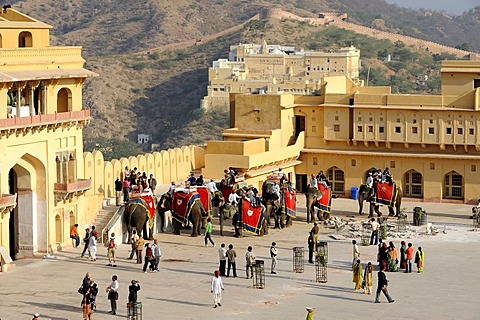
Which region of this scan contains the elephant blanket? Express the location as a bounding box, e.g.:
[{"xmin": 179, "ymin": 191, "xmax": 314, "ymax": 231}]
[
  {"xmin": 373, "ymin": 182, "xmax": 398, "ymax": 208},
  {"xmin": 221, "ymin": 186, "xmax": 233, "ymax": 205},
  {"xmin": 282, "ymin": 188, "xmax": 296, "ymax": 218},
  {"xmin": 317, "ymin": 183, "xmax": 332, "ymax": 214},
  {"xmin": 140, "ymin": 193, "xmax": 156, "ymax": 228},
  {"xmin": 172, "ymin": 191, "xmax": 201, "ymax": 226},
  {"xmin": 237, "ymin": 199, "xmax": 265, "ymax": 235},
  {"xmin": 194, "ymin": 186, "xmax": 210, "ymax": 214}
]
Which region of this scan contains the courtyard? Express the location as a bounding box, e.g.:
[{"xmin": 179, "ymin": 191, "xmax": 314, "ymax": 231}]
[{"xmin": 1, "ymin": 197, "xmax": 480, "ymax": 320}]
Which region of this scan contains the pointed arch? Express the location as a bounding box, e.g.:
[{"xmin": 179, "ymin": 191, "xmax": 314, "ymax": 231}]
[
  {"xmin": 444, "ymin": 171, "xmax": 464, "ymax": 200},
  {"xmin": 327, "ymin": 166, "xmax": 345, "ymax": 194},
  {"xmin": 403, "ymin": 169, "xmax": 423, "ymax": 198}
]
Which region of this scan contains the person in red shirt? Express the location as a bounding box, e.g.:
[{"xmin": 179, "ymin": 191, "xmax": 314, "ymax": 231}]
[
  {"xmin": 405, "ymin": 243, "xmax": 414, "ymax": 273},
  {"xmin": 70, "ymin": 224, "xmax": 80, "ymax": 248}
]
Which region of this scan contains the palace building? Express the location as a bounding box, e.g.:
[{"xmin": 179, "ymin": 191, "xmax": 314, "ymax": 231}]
[
  {"xmin": 201, "ymin": 41, "xmax": 360, "ymax": 110},
  {"xmin": 203, "ymin": 61, "xmax": 480, "ymax": 204},
  {"xmin": 0, "ymin": 9, "xmax": 99, "ymax": 260}
]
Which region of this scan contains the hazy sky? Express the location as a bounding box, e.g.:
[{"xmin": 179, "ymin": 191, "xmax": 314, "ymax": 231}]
[{"xmin": 384, "ymin": 0, "xmax": 478, "ymax": 15}]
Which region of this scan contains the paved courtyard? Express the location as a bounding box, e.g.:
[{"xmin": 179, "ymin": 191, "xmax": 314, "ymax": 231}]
[{"xmin": 1, "ymin": 197, "xmax": 480, "ymax": 320}]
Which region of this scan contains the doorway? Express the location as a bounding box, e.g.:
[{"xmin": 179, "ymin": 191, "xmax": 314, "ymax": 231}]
[{"xmin": 295, "ymin": 115, "xmax": 305, "ymax": 139}]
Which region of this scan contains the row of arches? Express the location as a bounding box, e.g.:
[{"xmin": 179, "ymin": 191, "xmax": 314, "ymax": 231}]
[{"xmin": 326, "ymin": 166, "xmax": 464, "ymax": 200}]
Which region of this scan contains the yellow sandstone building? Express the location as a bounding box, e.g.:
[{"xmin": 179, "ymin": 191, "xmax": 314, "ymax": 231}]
[{"xmin": 203, "ymin": 61, "xmax": 480, "ymax": 204}]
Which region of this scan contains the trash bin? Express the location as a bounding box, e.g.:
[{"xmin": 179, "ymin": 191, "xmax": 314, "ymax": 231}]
[{"xmin": 350, "ymin": 187, "xmax": 358, "ymax": 200}]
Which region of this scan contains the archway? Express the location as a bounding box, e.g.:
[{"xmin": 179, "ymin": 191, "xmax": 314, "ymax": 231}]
[
  {"xmin": 327, "ymin": 166, "xmax": 345, "ymax": 194},
  {"xmin": 444, "ymin": 171, "xmax": 464, "ymax": 200},
  {"xmin": 8, "ymin": 154, "xmax": 47, "ymax": 260},
  {"xmin": 56, "ymin": 88, "xmax": 72, "ymax": 113},
  {"xmin": 18, "ymin": 31, "xmax": 32, "ymax": 47},
  {"xmin": 404, "ymin": 170, "xmax": 423, "ymax": 198}
]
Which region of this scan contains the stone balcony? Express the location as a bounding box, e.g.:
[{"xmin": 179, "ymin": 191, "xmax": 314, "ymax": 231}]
[
  {"xmin": 0, "ymin": 46, "xmax": 85, "ymax": 66},
  {"xmin": 0, "ymin": 194, "xmax": 17, "ymax": 219},
  {"xmin": 0, "ymin": 109, "xmax": 90, "ymax": 137},
  {"xmin": 53, "ymin": 178, "xmax": 91, "ymax": 204}
]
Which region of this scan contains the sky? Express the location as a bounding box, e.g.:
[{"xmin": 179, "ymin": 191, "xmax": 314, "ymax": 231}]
[{"xmin": 384, "ymin": 0, "xmax": 479, "ymax": 15}]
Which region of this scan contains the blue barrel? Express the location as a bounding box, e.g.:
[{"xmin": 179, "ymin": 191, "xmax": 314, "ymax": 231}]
[{"xmin": 350, "ymin": 187, "xmax": 358, "ymax": 200}]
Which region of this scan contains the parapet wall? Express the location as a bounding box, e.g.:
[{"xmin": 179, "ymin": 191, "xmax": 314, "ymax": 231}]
[{"xmin": 82, "ymin": 145, "xmax": 205, "ymax": 199}]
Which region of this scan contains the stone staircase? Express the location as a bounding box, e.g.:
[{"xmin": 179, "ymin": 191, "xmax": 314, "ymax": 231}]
[{"xmin": 93, "ymin": 200, "xmax": 121, "ymax": 244}]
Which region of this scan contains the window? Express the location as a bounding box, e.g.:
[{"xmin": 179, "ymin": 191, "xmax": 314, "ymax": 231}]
[
  {"xmin": 413, "ymin": 119, "xmax": 417, "ymax": 124},
  {"xmin": 369, "ymin": 117, "xmax": 373, "ymax": 122},
  {"xmin": 357, "ymin": 126, "xmax": 363, "ymax": 133},
  {"xmin": 412, "ymin": 127, "xmax": 418, "ymax": 134},
  {"xmin": 444, "ymin": 171, "xmax": 464, "ymax": 199},
  {"xmin": 390, "ymin": 161, "xmax": 395, "ymax": 169},
  {"xmin": 404, "ymin": 170, "xmax": 423, "ymax": 198},
  {"xmin": 475, "ymin": 79, "xmax": 480, "ymax": 89},
  {"xmin": 379, "ymin": 117, "xmax": 383, "ymax": 122},
  {"xmin": 367, "ymin": 126, "xmax": 373, "ymax": 133},
  {"xmin": 255, "ymin": 117, "xmax": 260, "ymax": 122},
  {"xmin": 335, "ymin": 116, "xmax": 339, "ymax": 121},
  {"xmin": 446, "ymin": 127, "xmax": 452, "ymax": 134},
  {"xmin": 313, "ymin": 157, "xmax": 318, "ymax": 165},
  {"xmin": 429, "ymin": 119, "xmax": 434, "ymax": 124},
  {"xmin": 351, "ymin": 159, "xmax": 356, "ymax": 167},
  {"xmin": 396, "ymin": 118, "xmax": 401, "ymax": 123},
  {"xmin": 430, "ymin": 163, "xmax": 435, "ymax": 170},
  {"xmin": 469, "ymin": 128, "xmax": 474, "ymax": 135},
  {"xmin": 428, "ymin": 127, "xmax": 435, "ymax": 134},
  {"xmin": 358, "ymin": 117, "xmax": 362, "ymax": 121},
  {"xmin": 334, "ymin": 125, "xmax": 340, "ymax": 132},
  {"xmin": 472, "ymin": 165, "xmax": 477, "ymax": 172},
  {"xmin": 379, "ymin": 127, "xmax": 384, "ymax": 133},
  {"xmin": 395, "ymin": 127, "xmax": 401, "ymax": 133},
  {"xmin": 312, "ymin": 126, "xmax": 316, "ymax": 132},
  {"xmin": 458, "ymin": 128, "xmax": 463, "ymax": 135}
]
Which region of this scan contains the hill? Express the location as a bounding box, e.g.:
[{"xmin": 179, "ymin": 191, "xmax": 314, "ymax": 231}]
[{"xmin": 6, "ymin": 0, "xmax": 480, "ymax": 158}]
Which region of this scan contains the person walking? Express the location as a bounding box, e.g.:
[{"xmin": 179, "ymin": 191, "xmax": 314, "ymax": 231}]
[
  {"xmin": 128, "ymin": 280, "xmax": 141, "ymax": 304},
  {"xmin": 143, "ymin": 243, "xmax": 155, "ymax": 273},
  {"xmin": 107, "ymin": 233, "xmax": 117, "ymax": 267},
  {"xmin": 245, "ymin": 246, "xmax": 255, "ymax": 279},
  {"xmin": 107, "ymin": 275, "xmax": 119, "ymax": 315},
  {"xmin": 270, "ymin": 242, "xmax": 278, "ymax": 274},
  {"xmin": 114, "ymin": 178, "xmax": 123, "ymax": 206},
  {"xmin": 211, "ymin": 270, "xmax": 224, "ymax": 308},
  {"xmin": 128, "ymin": 230, "xmax": 139, "ymax": 260},
  {"xmin": 81, "ymin": 228, "xmax": 91, "ymax": 259},
  {"xmin": 152, "ymin": 239, "xmax": 161, "ymax": 272},
  {"xmin": 363, "ymin": 262, "xmax": 373, "ymax": 295},
  {"xmin": 204, "ymin": 218, "xmax": 215, "ymax": 247},
  {"xmin": 81, "ymin": 288, "xmax": 93, "ymax": 320},
  {"xmin": 218, "ymin": 243, "xmax": 227, "ymax": 276},
  {"xmin": 414, "ymin": 246, "xmax": 424, "ymax": 273},
  {"xmin": 375, "ymin": 268, "xmax": 394, "ymax": 303},
  {"xmin": 308, "ymin": 232, "xmax": 315, "ymax": 264},
  {"xmin": 311, "ymin": 223, "xmax": 319, "ymax": 251},
  {"xmin": 88, "ymin": 231, "xmax": 98, "ymax": 262},
  {"xmin": 136, "ymin": 236, "xmax": 145, "ymax": 264},
  {"xmin": 405, "ymin": 243, "xmax": 414, "ymax": 273},
  {"xmin": 352, "ymin": 259, "xmax": 363, "ymax": 291},
  {"xmin": 370, "ymin": 218, "xmax": 379, "ymax": 245},
  {"xmin": 399, "ymin": 241, "xmax": 407, "ymax": 270},
  {"xmin": 352, "ymin": 240, "xmax": 360, "ymax": 270},
  {"xmin": 70, "ymin": 224, "xmax": 80, "ymax": 248},
  {"xmin": 226, "ymin": 244, "xmax": 237, "ymax": 278}
]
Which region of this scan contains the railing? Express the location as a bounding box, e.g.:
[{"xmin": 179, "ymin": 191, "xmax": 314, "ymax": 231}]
[
  {"xmin": 54, "ymin": 179, "xmax": 91, "ymax": 193},
  {"xmin": 0, "ymin": 47, "xmax": 84, "ymax": 64},
  {"xmin": 0, "ymin": 109, "xmax": 90, "ymax": 129},
  {"xmin": 0, "ymin": 194, "xmax": 17, "ymax": 208}
]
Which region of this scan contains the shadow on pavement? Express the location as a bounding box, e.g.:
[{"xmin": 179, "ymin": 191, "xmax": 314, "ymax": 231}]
[{"xmin": 147, "ymin": 297, "xmax": 211, "ymax": 308}]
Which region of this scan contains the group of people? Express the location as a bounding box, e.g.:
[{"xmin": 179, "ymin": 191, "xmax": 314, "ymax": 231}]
[
  {"xmin": 79, "ymin": 273, "xmax": 141, "ymax": 319},
  {"xmin": 365, "ymin": 167, "xmax": 393, "ymax": 200},
  {"xmin": 127, "ymin": 230, "xmax": 162, "ymax": 272},
  {"xmin": 75, "ymin": 225, "xmax": 99, "ymax": 262},
  {"xmin": 309, "ymin": 170, "xmax": 330, "ymax": 189},
  {"xmin": 117, "ymin": 166, "xmax": 157, "ymax": 203}
]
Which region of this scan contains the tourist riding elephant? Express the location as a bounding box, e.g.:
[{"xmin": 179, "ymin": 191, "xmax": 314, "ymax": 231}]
[
  {"xmin": 262, "ymin": 181, "xmax": 284, "ymax": 229},
  {"xmin": 358, "ymin": 184, "xmax": 403, "ymax": 218},
  {"xmin": 306, "ymin": 186, "xmax": 328, "ymax": 223},
  {"xmin": 124, "ymin": 200, "xmax": 152, "ymax": 243}
]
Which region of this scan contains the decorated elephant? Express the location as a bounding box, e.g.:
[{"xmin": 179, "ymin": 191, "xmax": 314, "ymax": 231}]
[
  {"xmin": 170, "ymin": 191, "xmax": 207, "ymax": 237},
  {"xmin": 233, "ymin": 198, "xmax": 268, "ymax": 237},
  {"xmin": 124, "ymin": 199, "xmax": 153, "ymax": 243},
  {"xmin": 358, "ymin": 184, "xmax": 403, "ymax": 218},
  {"xmin": 157, "ymin": 193, "xmax": 172, "ymax": 233},
  {"xmin": 261, "ymin": 180, "xmax": 284, "ymax": 229}
]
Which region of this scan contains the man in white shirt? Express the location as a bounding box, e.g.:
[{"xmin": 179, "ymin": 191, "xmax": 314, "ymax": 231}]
[
  {"xmin": 277, "ymin": 168, "xmax": 284, "ymax": 179},
  {"xmin": 352, "ymin": 240, "xmax": 360, "ymax": 270},
  {"xmin": 309, "ymin": 174, "xmax": 318, "ymax": 189},
  {"xmin": 207, "ymin": 179, "xmax": 218, "ymax": 194},
  {"xmin": 218, "ymin": 243, "xmax": 227, "ymax": 276},
  {"xmin": 152, "ymin": 239, "xmax": 161, "ymax": 272},
  {"xmin": 370, "ymin": 218, "xmax": 380, "ymax": 245},
  {"xmin": 211, "ymin": 270, "xmax": 224, "ymax": 308},
  {"xmin": 272, "ymin": 183, "xmax": 280, "ymax": 200},
  {"xmin": 270, "ymin": 242, "xmax": 278, "ymax": 274},
  {"xmin": 228, "ymin": 192, "xmax": 239, "ymax": 205},
  {"xmin": 167, "ymin": 182, "xmax": 175, "ymax": 196},
  {"xmin": 107, "ymin": 275, "xmax": 119, "ymax": 315}
]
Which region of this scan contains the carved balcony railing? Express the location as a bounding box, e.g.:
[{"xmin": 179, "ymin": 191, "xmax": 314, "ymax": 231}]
[
  {"xmin": 0, "ymin": 194, "xmax": 17, "ymax": 219},
  {"xmin": 54, "ymin": 179, "xmax": 91, "ymax": 204}
]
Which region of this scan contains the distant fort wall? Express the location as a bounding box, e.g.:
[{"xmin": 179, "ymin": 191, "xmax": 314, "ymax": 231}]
[
  {"xmin": 82, "ymin": 145, "xmax": 206, "ymax": 199},
  {"xmin": 258, "ymin": 7, "xmax": 476, "ymax": 58}
]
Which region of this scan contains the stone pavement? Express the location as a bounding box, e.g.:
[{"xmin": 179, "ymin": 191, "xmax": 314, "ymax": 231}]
[{"xmin": 1, "ymin": 198, "xmax": 480, "ymax": 320}]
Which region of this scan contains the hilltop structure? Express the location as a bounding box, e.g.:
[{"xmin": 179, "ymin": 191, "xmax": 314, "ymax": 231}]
[
  {"xmin": 203, "ymin": 61, "xmax": 480, "ymax": 203},
  {"xmin": 201, "ymin": 42, "xmax": 360, "ymax": 110}
]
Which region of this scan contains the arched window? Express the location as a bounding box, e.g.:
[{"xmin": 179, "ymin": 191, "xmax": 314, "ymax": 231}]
[
  {"xmin": 404, "ymin": 170, "xmax": 423, "ymax": 198},
  {"xmin": 18, "ymin": 31, "xmax": 33, "ymax": 47},
  {"xmin": 55, "ymin": 214, "xmax": 63, "ymax": 243},
  {"xmin": 444, "ymin": 171, "xmax": 464, "ymax": 200},
  {"xmin": 327, "ymin": 166, "xmax": 345, "ymax": 194},
  {"xmin": 56, "ymin": 88, "xmax": 72, "ymax": 113}
]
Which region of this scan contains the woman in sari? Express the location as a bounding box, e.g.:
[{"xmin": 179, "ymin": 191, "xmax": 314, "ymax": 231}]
[
  {"xmin": 363, "ymin": 261, "xmax": 373, "ymax": 294},
  {"xmin": 352, "ymin": 259, "xmax": 363, "ymax": 291},
  {"xmin": 387, "ymin": 241, "xmax": 398, "ymax": 272},
  {"xmin": 415, "ymin": 246, "xmax": 424, "ymax": 273},
  {"xmin": 399, "ymin": 241, "xmax": 407, "ymax": 270},
  {"xmin": 378, "ymin": 242, "xmax": 388, "ymax": 271}
]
